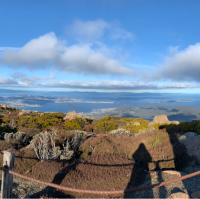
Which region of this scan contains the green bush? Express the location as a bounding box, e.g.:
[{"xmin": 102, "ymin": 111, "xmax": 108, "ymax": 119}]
[
  {"xmin": 123, "ymin": 118, "xmax": 150, "ymax": 133},
  {"xmin": 117, "ymin": 117, "xmax": 133, "ymax": 124},
  {"xmin": 17, "ymin": 113, "xmax": 63, "ymax": 130},
  {"xmin": 2, "ymin": 118, "xmax": 11, "ymax": 124},
  {"xmin": 151, "ymin": 123, "xmax": 169, "ymax": 131},
  {"xmin": 94, "ymin": 121, "xmax": 118, "ymax": 133},
  {"xmin": 64, "ymin": 117, "xmax": 89, "ymax": 130},
  {"xmin": 194, "ymin": 124, "xmax": 200, "ymax": 134},
  {"xmin": 98, "ymin": 116, "xmax": 122, "ymax": 123},
  {"xmin": 178, "ymin": 122, "xmax": 194, "ymax": 132}
]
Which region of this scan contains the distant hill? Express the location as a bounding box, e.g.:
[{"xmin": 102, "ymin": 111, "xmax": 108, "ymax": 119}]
[{"xmin": 81, "ymin": 105, "xmax": 200, "ymax": 122}]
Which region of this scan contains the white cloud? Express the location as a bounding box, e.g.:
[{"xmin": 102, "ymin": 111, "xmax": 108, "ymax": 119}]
[
  {"xmin": 10, "ymin": 72, "xmax": 41, "ymax": 86},
  {"xmin": 68, "ymin": 19, "xmax": 108, "ymax": 42},
  {"xmin": 109, "ymin": 28, "xmax": 134, "ymax": 40},
  {"xmin": 0, "ymin": 77, "xmax": 18, "ymax": 85},
  {"xmin": 1, "ymin": 32, "xmax": 64, "ymax": 68},
  {"xmin": 41, "ymin": 80, "xmax": 199, "ymax": 90},
  {"xmin": 0, "ymin": 76, "xmax": 199, "ymax": 90},
  {"xmin": 11, "ymin": 72, "xmax": 27, "ymax": 79},
  {"xmin": 0, "ymin": 32, "xmax": 137, "ymax": 76},
  {"xmin": 66, "ymin": 19, "xmax": 134, "ymax": 42},
  {"xmin": 152, "ymin": 43, "xmax": 200, "ymax": 82},
  {"xmin": 167, "ymin": 45, "xmax": 179, "ymax": 55},
  {"xmin": 57, "ymin": 44, "xmax": 136, "ymax": 76}
]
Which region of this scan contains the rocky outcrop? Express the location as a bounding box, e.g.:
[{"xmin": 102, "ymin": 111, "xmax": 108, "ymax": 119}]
[
  {"xmin": 152, "ymin": 115, "xmax": 169, "ymax": 124},
  {"xmin": 19, "ymin": 110, "xmax": 31, "ymax": 117},
  {"xmin": 148, "ymin": 115, "xmax": 179, "ymax": 126},
  {"xmin": 39, "ymin": 113, "xmax": 44, "ymax": 117},
  {"xmin": 63, "ymin": 111, "xmax": 85, "ymax": 120},
  {"xmin": 110, "ymin": 128, "xmax": 130, "ymax": 137},
  {"xmin": 0, "ymin": 104, "xmax": 18, "ymax": 111},
  {"xmin": 133, "ymin": 122, "xmax": 140, "ymax": 126}
]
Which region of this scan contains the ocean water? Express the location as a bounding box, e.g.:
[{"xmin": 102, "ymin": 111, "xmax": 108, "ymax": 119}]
[{"xmin": 0, "ymin": 89, "xmax": 200, "ymax": 113}]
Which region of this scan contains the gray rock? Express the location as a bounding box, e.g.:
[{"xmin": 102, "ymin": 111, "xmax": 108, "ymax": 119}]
[
  {"xmin": 60, "ymin": 151, "xmax": 74, "ymax": 160},
  {"xmin": 56, "ymin": 171, "xmax": 64, "ymax": 174},
  {"xmin": 184, "ymin": 132, "xmax": 197, "ymax": 138},
  {"xmin": 179, "ymin": 135, "xmax": 187, "ymax": 140},
  {"xmin": 110, "ymin": 128, "xmax": 130, "ymax": 137},
  {"xmin": 4, "ymin": 132, "xmax": 14, "ymax": 142}
]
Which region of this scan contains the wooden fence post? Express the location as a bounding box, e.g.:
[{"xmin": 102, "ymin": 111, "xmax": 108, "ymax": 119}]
[{"xmin": 1, "ymin": 151, "xmax": 15, "ymax": 199}]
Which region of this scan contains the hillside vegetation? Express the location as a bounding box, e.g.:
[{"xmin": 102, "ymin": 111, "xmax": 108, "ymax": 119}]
[{"xmin": 0, "ymin": 105, "xmax": 199, "ymax": 198}]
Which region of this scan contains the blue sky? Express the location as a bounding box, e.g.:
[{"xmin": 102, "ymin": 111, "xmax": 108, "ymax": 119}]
[{"xmin": 1, "ymin": 0, "xmax": 200, "ymax": 93}]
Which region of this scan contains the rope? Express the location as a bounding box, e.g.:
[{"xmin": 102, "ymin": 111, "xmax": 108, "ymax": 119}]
[{"xmin": 1, "ymin": 166, "xmax": 200, "ymax": 195}]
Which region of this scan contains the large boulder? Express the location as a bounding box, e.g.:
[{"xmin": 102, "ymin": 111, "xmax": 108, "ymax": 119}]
[
  {"xmin": 0, "ymin": 104, "xmax": 10, "ymax": 110},
  {"xmin": 133, "ymin": 122, "xmax": 140, "ymax": 126},
  {"xmin": 63, "ymin": 111, "xmax": 85, "ymax": 121},
  {"xmin": 19, "ymin": 110, "xmax": 31, "ymax": 117},
  {"xmin": 153, "ymin": 115, "xmax": 169, "ymax": 124},
  {"xmin": 148, "ymin": 115, "xmax": 179, "ymax": 126}
]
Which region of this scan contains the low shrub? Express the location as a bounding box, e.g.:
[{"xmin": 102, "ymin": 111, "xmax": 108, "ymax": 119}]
[
  {"xmin": 94, "ymin": 120, "xmax": 118, "ymax": 133},
  {"xmin": 64, "ymin": 117, "xmax": 89, "ymax": 130},
  {"xmin": 110, "ymin": 128, "xmax": 130, "ymax": 137},
  {"xmin": 123, "ymin": 118, "xmax": 149, "ymax": 133},
  {"xmin": 98, "ymin": 116, "xmax": 122, "ymax": 123},
  {"xmin": 17, "ymin": 113, "xmax": 63, "ymax": 130},
  {"xmin": 178, "ymin": 121, "xmax": 194, "ymax": 132}
]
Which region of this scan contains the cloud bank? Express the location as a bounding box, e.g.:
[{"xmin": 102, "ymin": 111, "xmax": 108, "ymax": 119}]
[
  {"xmin": 152, "ymin": 43, "xmax": 200, "ymax": 82},
  {"xmin": 1, "ymin": 74, "xmax": 199, "ymax": 90},
  {"xmin": 0, "ymin": 32, "xmax": 136, "ymax": 76},
  {"xmin": 0, "ymin": 77, "xmax": 18, "ymax": 85}
]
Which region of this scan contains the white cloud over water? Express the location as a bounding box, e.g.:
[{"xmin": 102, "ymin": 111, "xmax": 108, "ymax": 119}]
[
  {"xmin": 0, "ymin": 77, "xmax": 18, "ymax": 85},
  {"xmin": 41, "ymin": 80, "xmax": 199, "ymax": 90},
  {"xmin": 0, "ymin": 32, "xmax": 136, "ymax": 76},
  {"xmin": 152, "ymin": 43, "xmax": 200, "ymax": 82}
]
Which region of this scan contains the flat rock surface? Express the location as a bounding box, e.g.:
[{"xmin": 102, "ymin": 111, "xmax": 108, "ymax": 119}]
[{"xmin": 179, "ymin": 134, "xmax": 200, "ymax": 161}]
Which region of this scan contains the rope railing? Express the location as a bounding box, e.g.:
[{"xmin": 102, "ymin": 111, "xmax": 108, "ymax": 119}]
[{"xmin": 1, "ymin": 165, "xmax": 200, "ymax": 195}]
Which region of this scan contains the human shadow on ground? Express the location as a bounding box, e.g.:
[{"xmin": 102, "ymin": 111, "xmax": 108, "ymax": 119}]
[
  {"xmin": 124, "ymin": 143, "xmax": 160, "ymax": 198},
  {"xmin": 124, "ymin": 125, "xmax": 198, "ymax": 198}
]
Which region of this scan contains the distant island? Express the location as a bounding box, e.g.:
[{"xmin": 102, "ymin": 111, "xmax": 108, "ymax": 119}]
[{"xmin": 81, "ymin": 105, "xmax": 200, "ymax": 123}]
